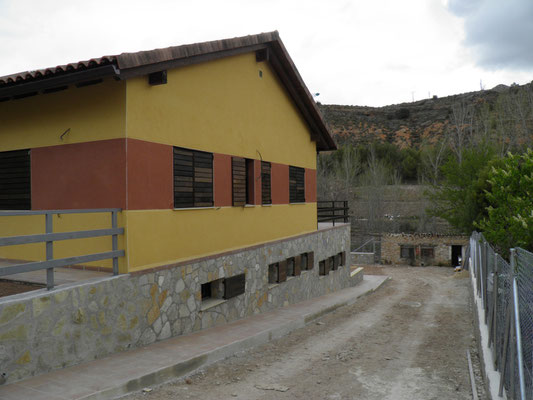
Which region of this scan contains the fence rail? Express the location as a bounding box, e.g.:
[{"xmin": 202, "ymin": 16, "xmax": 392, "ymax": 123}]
[
  {"xmin": 0, "ymin": 209, "xmax": 124, "ymax": 290},
  {"xmin": 317, "ymin": 200, "xmax": 349, "ymax": 226},
  {"xmin": 469, "ymin": 232, "xmax": 532, "ymax": 400}
]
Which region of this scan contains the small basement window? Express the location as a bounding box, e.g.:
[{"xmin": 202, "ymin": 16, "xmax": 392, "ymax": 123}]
[
  {"xmin": 319, "ymin": 260, "xmax": 326, "ymax": 276},
  {"xmin": 300, "ymin": 253, "xmax": 308, "ymax": 271},
  {"xmin": 328, "ymin": 256, "xmax": 338, "ymax": 273},
  {"xmin": 334, "ymin": 254, "xmax": 341, "ymax": 270},
  {"xmin": 268, "ymin": 263, "xmax": 279, "ymax": 284},
  {"xmin": 287, "ymin": 257, "xmax": 295, "ymax": 276},
  {"xmin": 201, "ymin": 278, "xmax": 224, "ymax": 301}
]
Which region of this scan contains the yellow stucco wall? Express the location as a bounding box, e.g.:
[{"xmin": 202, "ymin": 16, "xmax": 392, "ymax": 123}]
[
  {"xmin": 125, "ymin": 204, "xmax": 316, "ymax": 272},
  {"xmin": 122, "ymin": 51, "xmax": 319, "ymax": 271},
  {"xmin": 0, "ymin": 78, "xmax": 126, "ymax": 151},
  {"xmin": 125, "ymin": 52, "xmax": 316, "ymax": 169}
]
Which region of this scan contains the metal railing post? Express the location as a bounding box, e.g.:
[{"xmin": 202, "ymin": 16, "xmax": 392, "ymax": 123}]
[
  {"xmin": 45, "ymin": 212, "xmax": 54, "ymax": 290},
  {"xmin": 112, "ymin": 210, "xmax": 119, "ymax": 275},
  {"xmin": 511, "ymin": 249, "xmax": 527, "ymax": 400}
]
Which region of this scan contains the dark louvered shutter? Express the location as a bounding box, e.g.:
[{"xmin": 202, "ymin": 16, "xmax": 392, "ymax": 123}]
[
  {"xmin": 307, "ymin": 252, "xmax": 314, "ymax": 270},
  {"xmin": 278, "ymin": 259, "xmax": 287, "ymax": 283},
  {"xmin": 193, "ymin": 151, "xmax": 213, "ymax": 207},
  {"xmin": 224, "ymin": 273, "xmax": 246, "ymax": 299},
  {"xmin": 261, "ymin": 161, "xmax": 271, "ymax": 204},
  {"xmin": 174, "ymin": 148, "xmax": 194, "ymax": 208},
  {"xmin": 0, "ymin": 149, "xmax": 31, "ymax": 210},
  {"xmin": 232, "ymin": 157, "xmax": 246, "ymax": 206},
  {"xmin": 174, "ymin": 147, "xmax": 213, "ymax": 208},
  {"xmin": 294, "ymin": 255, "xmax": 301, "ymax": 276},
  {"xmin": 289, "ymin": 166, "xmax": 305, "ymax": 203},
  {"xmin": 324, "ymin": 257, "xmax": 331, "ymax": 274}
]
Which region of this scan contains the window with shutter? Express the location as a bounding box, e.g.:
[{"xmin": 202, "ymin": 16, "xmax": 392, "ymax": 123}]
[
  {"xmin": 0, "ymin": 149, "xmax": 31, "ymax": 210},
  {"xmin": 421, "ymin": 247, "xmax": 434, "ymax": 258},
  {"xmin": 261, "ymin": 161, "xmax": 271, "ymax": 205},
  {"xmin": 289, "ymin": 166, "xmax": 305, "ymax": 203},
  {"xmin": 232, "ymin": 157, "xmax": 247, "ymax": 206},
  {"xmin": 174, "ymin": 147, "xmax": 213, "ymax": 208},
  {"xmin": 400, "ymin": 245, "xmax": 414, "ymax": 259}
]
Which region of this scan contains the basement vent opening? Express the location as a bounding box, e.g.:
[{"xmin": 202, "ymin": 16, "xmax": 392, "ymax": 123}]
[{"xmin": 149, "ymin": 70, "xmax": 167, "ymax": 86}]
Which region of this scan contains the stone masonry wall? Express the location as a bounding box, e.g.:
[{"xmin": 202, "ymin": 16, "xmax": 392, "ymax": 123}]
[
  {"xmin": 381, "ymin": 233, "xmax": 468, "ymax": 266},
  {"xmin": 0, "ymin": 224, "xmax": 357, "ymax": 384}
]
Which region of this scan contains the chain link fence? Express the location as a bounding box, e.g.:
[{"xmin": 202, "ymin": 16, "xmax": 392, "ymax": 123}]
[
  {"xmin": 469, "ymin": 232, "xmax": 532, "ymax": 400},
  {"xmin": 516, "ymin": 248, "xmax": 533, "ymax": 400}
]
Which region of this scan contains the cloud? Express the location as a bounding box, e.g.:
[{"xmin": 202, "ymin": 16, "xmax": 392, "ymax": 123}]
[{"xmin": 448, "ymin": 0, "xmax": 533, "ymax": 70}]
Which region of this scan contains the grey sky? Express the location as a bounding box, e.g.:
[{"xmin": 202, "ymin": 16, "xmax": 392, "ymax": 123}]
[
  {"xmin": 448, "ymin": 0, "xmax": 533, "ymax": 70},
  {"xmin": 0, "ymin": 0, "xmax": 532, "ymax": 106}
]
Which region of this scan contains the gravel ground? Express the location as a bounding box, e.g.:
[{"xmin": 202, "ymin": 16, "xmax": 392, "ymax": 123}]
[{"xmin": 120, "ymin": 266, "xmax": 486, "ymax": 400}]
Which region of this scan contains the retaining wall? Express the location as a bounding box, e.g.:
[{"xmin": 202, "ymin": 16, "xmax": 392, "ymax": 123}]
[{"xmin": 0, "ymin": 224, "xmax": 358, "ymax": 384}]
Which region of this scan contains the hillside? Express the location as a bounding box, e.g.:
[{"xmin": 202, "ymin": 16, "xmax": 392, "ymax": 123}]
[{"xmin": 319, "ymin": 86, "xmax": 506, "ymax": 148}]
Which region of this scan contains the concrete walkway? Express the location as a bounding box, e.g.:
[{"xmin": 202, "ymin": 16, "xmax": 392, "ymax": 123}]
[{"xmin": 0, "ymin": 274, "xmax": 389, "ymax": 400}]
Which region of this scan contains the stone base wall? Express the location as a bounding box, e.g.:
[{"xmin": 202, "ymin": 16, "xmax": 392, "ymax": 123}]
[
  {"xmin": 381, "ymin": 233, "xmax": 468, "ymax": 266},
  {"xmin": 0, "ymin": 224, "xmax": 356, "ymax": 384}
]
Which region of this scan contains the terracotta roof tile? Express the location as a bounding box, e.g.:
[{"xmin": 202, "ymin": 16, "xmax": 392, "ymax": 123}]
[{"xmin": 0, "ymin": 56, "xmax": 116, "ymax": 86}]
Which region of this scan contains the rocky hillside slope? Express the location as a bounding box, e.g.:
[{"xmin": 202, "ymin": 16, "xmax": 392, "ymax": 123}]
[{"xmin": 319, "ymin": 87, "xmax": 508, "ymax": 148}]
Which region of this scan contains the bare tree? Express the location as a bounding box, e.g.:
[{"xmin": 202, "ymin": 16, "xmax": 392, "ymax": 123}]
[
  {"xmin": 419, "ymin": 136, "xmax": 448, "ymax": 185},
  {"xmin": 448, "ymin": 100, "xmax": 475, "ymax": 164},
  {"xmin": 317, "ymin": 145, "xmax": 361, "ymax": 201}
]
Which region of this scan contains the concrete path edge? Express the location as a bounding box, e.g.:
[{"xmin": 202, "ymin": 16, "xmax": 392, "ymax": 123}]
[
  {"xmin": 469, "ymin": 271, "xmax": 506, "ymax": 400},
  {"xmin": 81, "ymin": 274, "xmax": 390, "ymax": 400}
]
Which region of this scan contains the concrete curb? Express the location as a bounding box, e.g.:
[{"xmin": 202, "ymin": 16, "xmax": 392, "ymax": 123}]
[
  {"xmin": 84, "ymin": 275, "xmax": 389, "ymax": 400},
  {"xmin": 469, "ymin": 270, "xmax": 506, "ymax": 400}
]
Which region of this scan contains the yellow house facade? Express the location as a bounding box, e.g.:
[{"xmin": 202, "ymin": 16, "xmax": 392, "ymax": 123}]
[
  {"xmin": 0, "ymin": 33, "xmax": 361, "ymax": 384},
  {"xmin": 0, "ymin": 32, "xmax": 335, "ymax": 273}
]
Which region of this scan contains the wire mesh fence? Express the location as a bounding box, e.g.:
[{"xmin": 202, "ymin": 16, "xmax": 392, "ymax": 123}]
[
  {"xmin": 516, "ymin": 248, "xmax": 533, "ymax": 400},
  {"xmin": 469, "ymin": 232, "xmax": 532, "ymax": 400}
]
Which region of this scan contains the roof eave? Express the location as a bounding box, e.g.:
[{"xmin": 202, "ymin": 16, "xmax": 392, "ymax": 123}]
[{"xmin": 0, "ymin": 65, "xmax": 120, "ymax": 99}]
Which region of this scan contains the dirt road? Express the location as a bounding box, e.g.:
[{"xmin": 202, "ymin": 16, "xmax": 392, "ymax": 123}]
[{"xmin": 121, "ymin": 266, "xmax": 485, "ymax": 400}]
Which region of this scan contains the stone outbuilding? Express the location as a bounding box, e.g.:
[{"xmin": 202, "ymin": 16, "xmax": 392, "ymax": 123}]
[{"xmin": 381, "ymin": 233, "xmax": 468, "ymax": 267}]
